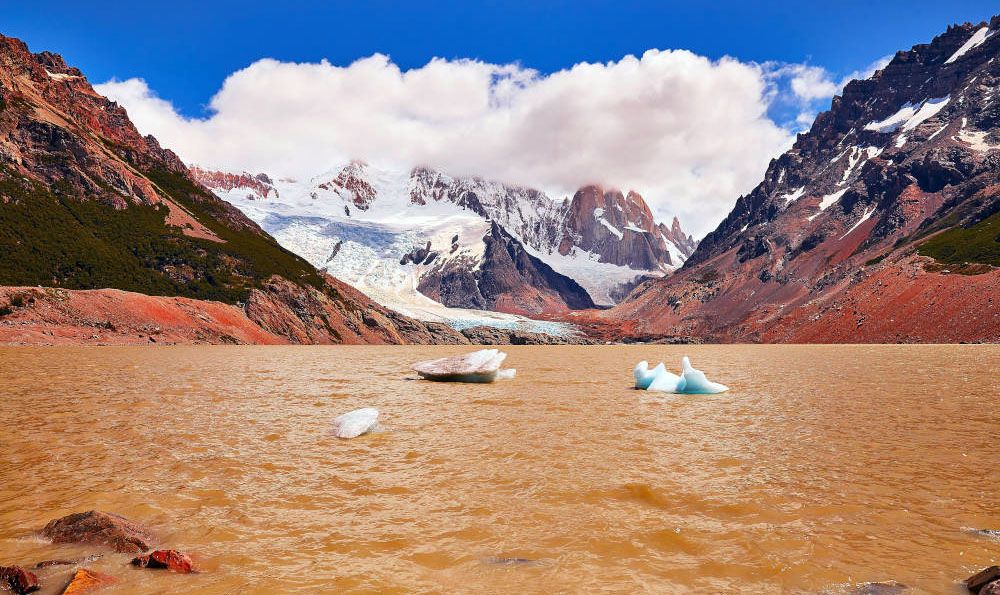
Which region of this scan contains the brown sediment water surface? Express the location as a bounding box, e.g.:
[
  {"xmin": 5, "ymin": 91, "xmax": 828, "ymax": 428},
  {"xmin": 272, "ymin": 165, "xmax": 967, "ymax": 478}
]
[{"xmin": 0, "ymin": 345, "xmax": 997, "ymax": 594}]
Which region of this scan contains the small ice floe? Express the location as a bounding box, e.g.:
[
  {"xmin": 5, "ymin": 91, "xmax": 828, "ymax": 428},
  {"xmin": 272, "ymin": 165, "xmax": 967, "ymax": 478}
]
[
  {"xmin": 333, "ymin": 407, "xmax": 380, "ymax": 439},
  {"xmin": 411, "ymin": 349, "xmax": 516, "ymax": 383},
  {"xmin": 633, "ymin": 356, "xmax": 729, "ymax": 394}
]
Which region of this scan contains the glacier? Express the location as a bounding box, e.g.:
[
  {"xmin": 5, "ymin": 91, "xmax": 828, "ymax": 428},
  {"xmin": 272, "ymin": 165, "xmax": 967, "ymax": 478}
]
[
  {"xmin": 412, "ymin": 349, "xmax": 516, "ymax": 383},
  {"xmin": 633, "ymin": 356, "xmax": 729, "ymax": 394},
  {"xmin": 197, "ymin": 162, "xmax": 690, "ymax": 313},
  {"xmin": 333, "ymin": 407, "xmax": 380, "ymax": 439}
]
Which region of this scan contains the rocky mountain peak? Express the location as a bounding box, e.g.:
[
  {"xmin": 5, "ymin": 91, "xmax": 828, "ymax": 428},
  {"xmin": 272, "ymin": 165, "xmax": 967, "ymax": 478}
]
[
  {"xmin": 610, "ymin": 15, "xmax": 1000, "ymax": 343},
  {"xmin": 190, "ymin": 166, "xmax": 278, "ymax": 200},
  {"xmin": 559, "ymin": 184, "xmax": 694, "ymax": 269}
]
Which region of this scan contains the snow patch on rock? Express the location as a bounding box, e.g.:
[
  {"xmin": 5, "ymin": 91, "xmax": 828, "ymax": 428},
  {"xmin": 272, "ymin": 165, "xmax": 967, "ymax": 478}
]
[{"xmin": 944, "ymin": 27, "xmax": 992, "ymax": 65}]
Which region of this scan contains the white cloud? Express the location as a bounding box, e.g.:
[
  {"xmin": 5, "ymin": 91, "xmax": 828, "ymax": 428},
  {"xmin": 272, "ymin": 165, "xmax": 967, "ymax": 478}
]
[
  {"xmin": 763, "ymin": 55, "xmax": 894, "ymax": 131},
  {"xmin": 97, "ymin": 50, "xmax": 801, "ymax": 237},
  {"xmin": 785, "ymin": 64, "xmax": 840, "ymax": 101},
  {"xmin": 842, "ymin": 55, "xmax": 893, "ymax": 86}
]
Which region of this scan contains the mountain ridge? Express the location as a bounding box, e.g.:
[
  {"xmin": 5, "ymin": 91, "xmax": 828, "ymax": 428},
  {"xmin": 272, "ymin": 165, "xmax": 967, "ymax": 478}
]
[
  {"xmin": 0, "ymin": 33, "xmax": 482, "ymax": 344},
  {"xmin": 191, "ymin": 162, "xmax": 698, "ymax": 318},
  {"xmin": 605, "ymin": 15, "xmax": 1000, "ymax": 343}
]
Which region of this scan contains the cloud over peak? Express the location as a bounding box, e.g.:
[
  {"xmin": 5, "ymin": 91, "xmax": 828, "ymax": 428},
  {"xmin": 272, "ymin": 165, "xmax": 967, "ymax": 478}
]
[{"xmin": 96, "ymin": 50, "xmax": 862, "ymax": 236}]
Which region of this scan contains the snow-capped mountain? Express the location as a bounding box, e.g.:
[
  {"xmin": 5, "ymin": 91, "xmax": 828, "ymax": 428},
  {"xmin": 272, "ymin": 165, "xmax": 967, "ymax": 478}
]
[
  {"xmin": 610, "ymin": 16, "xmax": 1000, "ymax": 343},
  {"xmin": 192, "ymin": 163, "xmax": 696, "ymax": 317}
]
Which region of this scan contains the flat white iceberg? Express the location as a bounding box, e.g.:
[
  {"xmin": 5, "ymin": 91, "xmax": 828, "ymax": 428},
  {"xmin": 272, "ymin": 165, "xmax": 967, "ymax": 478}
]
[
  {"xmin": 333, "ymin": 407, "xmax": 380, "ymax": 438},
  {"xmin": 412, "ymin": 349, "xmax": 516, "ymax": 383},
  {"xmin": 635, "ymin": 356, "xmax": 729, "ymax": 394}
]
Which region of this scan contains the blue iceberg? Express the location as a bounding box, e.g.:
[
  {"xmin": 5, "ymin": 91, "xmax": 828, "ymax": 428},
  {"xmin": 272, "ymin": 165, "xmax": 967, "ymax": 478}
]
[
  {"xmin": 633, "ymin": 361, "xmax": 667, "ymax": 389},
  {"xmin": 634, "ymin": 356, "xmax": 729, "ymax": 394}
]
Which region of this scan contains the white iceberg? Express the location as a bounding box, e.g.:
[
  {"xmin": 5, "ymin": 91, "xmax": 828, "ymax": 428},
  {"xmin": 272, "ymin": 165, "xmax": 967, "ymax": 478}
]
[
  {"xmin": 412, "ymin": 349, "xmax": 516, "ymax": 383},
  {"xmin": 333, "ymin": 407, "xmax": 380, "ymax": 438},
  {"xmin": 635, "ymin": 356, "xmax": 729, "ymax": 394}
]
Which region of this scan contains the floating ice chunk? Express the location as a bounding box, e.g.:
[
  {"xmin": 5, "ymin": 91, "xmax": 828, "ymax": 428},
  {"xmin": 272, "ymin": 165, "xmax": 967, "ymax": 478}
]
[
  {"xmin": 638, "ymin": 356, "xmax": 729, "ymax": 394},
  {"xmin": 648, "ymin": 369, "xmax": 682, "ymax": 393},
  {"xmin": 496, "ymin": 368, "xmax": 517, "ymax": 380},
  {"xmin": 633, "ymin": 361, "xmax": 666, "ymax": 389},
  {"xmin": 676, "ymin": 356, "xmax": 730, "ymax": 394},
  {"xmin": 333, "ymin": 407, "xmax": 380, "ymax": 438},
  {"xmin": 412, "ymin": 349, "xmax": 515, "ymax": 383}
]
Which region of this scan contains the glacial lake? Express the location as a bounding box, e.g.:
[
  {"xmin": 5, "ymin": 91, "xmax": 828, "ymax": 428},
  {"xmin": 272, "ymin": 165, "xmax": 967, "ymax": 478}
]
[{"xmin": 0, "ymin": 345, "xmax": 997, "ymax": 593}]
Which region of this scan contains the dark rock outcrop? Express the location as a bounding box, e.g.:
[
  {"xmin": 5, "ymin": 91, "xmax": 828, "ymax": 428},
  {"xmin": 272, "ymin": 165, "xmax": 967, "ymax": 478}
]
[
  {"xmin": 0, "ymin": 566, "xmax": 39, "ymax": 594},
  {"xmin": 419, "ymin": 223, "xmax": 595, "ymax": 315},
  {"xmin": 968, "ymin": 567, "xmax": 1000, "ymax": 594},
  {"xmin": 459, "ymin": 325, "xmax": 596, "ymax": 345},
  {"xmin": 40, "ymin": 511, "xmax": 153, "ymax": 554}
]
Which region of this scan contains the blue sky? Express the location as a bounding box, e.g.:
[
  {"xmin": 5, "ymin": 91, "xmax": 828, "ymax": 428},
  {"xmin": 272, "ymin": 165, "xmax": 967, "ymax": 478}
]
[
  {"xmin": 6, "ymin": 1, "xmax": 998, "ymax": 234},
  {"xmin": 6, "ymin": 0, "xmax": 997, "ymax": 118}
]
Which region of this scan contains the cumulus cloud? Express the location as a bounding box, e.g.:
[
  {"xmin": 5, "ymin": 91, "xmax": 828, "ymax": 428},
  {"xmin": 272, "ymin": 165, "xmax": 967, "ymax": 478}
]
[
  {"xmin": 764, "ymin": 55, "xmax": 893, "ymax": 131},
  {"xmin": 98, "ymin": 51, "xmax": 805, "ymax": 237}
]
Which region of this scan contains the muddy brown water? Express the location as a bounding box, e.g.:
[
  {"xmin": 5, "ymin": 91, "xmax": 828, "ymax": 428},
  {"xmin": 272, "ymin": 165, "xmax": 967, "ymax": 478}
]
[{"xmin": 0, "ymin": 345, "xmax": 997, "ymax": 594}]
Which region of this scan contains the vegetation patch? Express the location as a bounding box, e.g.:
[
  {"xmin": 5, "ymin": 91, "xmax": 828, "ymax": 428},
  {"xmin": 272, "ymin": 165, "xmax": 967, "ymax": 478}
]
[
  {"xmin": 0, "ymin": 165, "xmax": 322, "ymax": 303},
  {"xmin": 917, "ymin": 209, "xmax": 1000, "ymax": 267}
]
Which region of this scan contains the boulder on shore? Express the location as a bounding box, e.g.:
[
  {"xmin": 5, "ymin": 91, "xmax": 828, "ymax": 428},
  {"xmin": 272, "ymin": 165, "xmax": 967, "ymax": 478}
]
[
  {"xmin": 131, "ymin": 549, "xmax": 195, "ymax": 573},
  {"xmin": 411, "ymin": 349, "xmax": 516, "ymax": 383},
  {"xmin": 0, "ymin": 565, "xmax": 39, "ymax": 594},
  {"xmin": 967, "ymin": 567, "xmax": 1000, "ymax": 594},
  {"xmin": 41, "ymin": 511, "xmax": 153, "ymax": 554}
]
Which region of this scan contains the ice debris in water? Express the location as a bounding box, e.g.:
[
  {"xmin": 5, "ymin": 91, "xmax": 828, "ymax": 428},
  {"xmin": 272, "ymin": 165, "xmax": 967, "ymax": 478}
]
[
  {"xmin": 634, "ymin": 356, "xmax": 729, "ymax": 394},
  {"xmin": 333, "ymin": 407, "xmax": 380, "ymax": 439},
  {"xmin": 633, "ymin": 361, "xmax": 666, "ymax": 390},
  {"xmin": 412, "ymin": 349, "xmax": 516, "ymax": 383}
]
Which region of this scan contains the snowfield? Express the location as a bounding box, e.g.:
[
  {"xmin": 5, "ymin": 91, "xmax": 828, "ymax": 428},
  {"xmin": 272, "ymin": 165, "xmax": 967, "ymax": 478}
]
[{"xmin": 203, "ymin": 162, "xmax": 684, "ymax": 331}]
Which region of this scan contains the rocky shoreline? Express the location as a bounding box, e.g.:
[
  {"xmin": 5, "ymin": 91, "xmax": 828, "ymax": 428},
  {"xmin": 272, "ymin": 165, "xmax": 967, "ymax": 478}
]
[
  {"xmin": 2, "ymin": 511, "xmax": 195, "ymax": 594},
  {"xmin": 0, "ymin": 285, "xmax": 601, "ymax": 346},
  {"xmin": 4, "ymin": 509, "xmax": 998, "ymax": 593}
]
